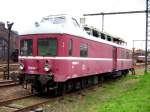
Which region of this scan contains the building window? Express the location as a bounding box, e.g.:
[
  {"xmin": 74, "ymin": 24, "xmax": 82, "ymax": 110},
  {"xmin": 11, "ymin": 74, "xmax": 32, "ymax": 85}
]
[
  {"xmin": 80, "ymin": 43, "xmax": 88, "ymax": 57},
  {"xmin": 68, "ymin": 39, "xmax": 73, "ymax": 56}
]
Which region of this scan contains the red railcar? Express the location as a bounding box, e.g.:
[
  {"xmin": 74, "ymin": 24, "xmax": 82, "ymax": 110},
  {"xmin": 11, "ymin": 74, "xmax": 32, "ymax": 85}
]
[{"xmin": 19, "ymin": 15, "xmax": 133, "ymax": 94}]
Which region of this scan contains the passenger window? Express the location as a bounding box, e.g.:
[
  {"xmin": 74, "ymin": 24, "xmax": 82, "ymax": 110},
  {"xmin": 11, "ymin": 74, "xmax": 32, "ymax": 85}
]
[
  {"xmin": 92, "ymin": 30, "xmax": 99, "ymax": 37},
  {"xmin": 80, "ymin": 43, "xmax": 88, "ymax": 57},
  {"xmin": 127, "ymin": 51, "xmax": 130, "ymax": 59},
  {"xmin": 68, "ymin": 39, "xmax": 73, "ymax": 56},
  {"xmin": 101, "ymin": 33, "xmax": 105, "ymax": 40},
  {"xmin": 129, "ymin": 51, "xmax": 132, "ymax": 58},
  {"xmin": 107, "ymin": 36, "xmax": 112, "ymax": 41},
  {"xmin": 84, "ymin": 27, "xmax": 91, "ymax": 35},
  {"xmin": 121, "ymin": 50, "xmax": 125, "ymax": 59},
  {"xmin": 98, "ymin": 32, "xmax": 101, "ymax": 38}
]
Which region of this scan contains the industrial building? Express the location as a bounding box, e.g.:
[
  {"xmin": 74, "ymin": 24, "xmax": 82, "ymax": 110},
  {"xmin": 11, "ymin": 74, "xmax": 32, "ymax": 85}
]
[{"xmin": 0, "ymin": 22, "xmax": 18, "ymax": 60}]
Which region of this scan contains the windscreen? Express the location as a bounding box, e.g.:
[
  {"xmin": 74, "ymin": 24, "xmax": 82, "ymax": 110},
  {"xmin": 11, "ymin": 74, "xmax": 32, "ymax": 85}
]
[
  {"xmin": 42, "ymin": 16, "xmax": 66, "ymax": 24},
  {"xmin": 53, "ymin": 17, "xmax": 66, "ymax": 24},
  {"xmin": 38, "ymin": 38, "xmax": 57, "ymax": 56},
  {"xmin": 20, "ymin": 39, "xmax": 32, "ymax": 56}
]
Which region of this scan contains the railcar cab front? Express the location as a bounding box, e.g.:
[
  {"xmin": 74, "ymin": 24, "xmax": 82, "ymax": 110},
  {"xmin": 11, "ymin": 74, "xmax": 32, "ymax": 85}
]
[
  {"xmin": 19, "ymin": 35, "xmax": 59, "ymax": 92},
  {"xmin": 18, "ymin": 15, "xmax": 83, "ymax": 93}
]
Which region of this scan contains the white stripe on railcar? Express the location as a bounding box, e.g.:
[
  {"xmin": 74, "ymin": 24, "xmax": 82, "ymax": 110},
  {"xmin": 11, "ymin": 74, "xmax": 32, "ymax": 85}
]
[{"xmin": 19, "ymin": 56, "xmax": 113, "ymax": 61}]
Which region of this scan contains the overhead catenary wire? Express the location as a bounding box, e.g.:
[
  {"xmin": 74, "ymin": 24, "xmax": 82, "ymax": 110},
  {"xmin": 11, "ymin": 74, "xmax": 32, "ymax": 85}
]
[
  {"xmin": 84, "ymin": 10, "xmax": 147, "ymax": 32},
  {"xmin": 83, "ymin": 10, "xmax": 146, "ymax": 16}
]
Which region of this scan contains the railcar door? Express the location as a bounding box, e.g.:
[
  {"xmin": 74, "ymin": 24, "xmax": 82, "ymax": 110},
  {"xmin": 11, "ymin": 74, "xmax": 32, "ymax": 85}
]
[{"xmin": 113, "ymin": 47, "xmax": 117, "ymax": 71}]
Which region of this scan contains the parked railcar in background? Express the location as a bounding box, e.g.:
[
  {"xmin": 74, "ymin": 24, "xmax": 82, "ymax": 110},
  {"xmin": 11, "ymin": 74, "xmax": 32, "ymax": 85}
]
[
  {"xmin": 18, "ymin": 14, "xmax": 133, "ymax": 95},
  {"xmin": 133, "ymin": 49, "xmax": 150, "ymax": 64}
]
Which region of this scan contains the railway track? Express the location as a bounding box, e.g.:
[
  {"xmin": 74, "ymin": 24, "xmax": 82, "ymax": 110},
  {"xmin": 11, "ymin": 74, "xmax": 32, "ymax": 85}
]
[
  {"xmin": 0, "ymin": 91, "xmax": 87, "ymax": 112},
  {"xmin": 0, "ymin": 82, "xmax": 100, "ymax": 112},
  {"xmin": 0, "ymin": 73, "xmax": 128, "ymax": 112},
  {"xmin": 0, "ymin": 64, "xmax": 137, "ymax": 112},
  {"xmin": 0, "ymin": 80, "xmax": 19, "ymax": 88},
  {"xmin": 0, "ymin": 63, "xmax": 18, "ymax": 67},
  {"xmin": 133, "ymin": 63, "xmax": 150, "ymax": 69},
  {"xmin": 134, "ymin": 65, "xmax": 150, "ymax": 71},
  {"xmin": 0, "ymin": 63, "xmax": 18, "ymax": 70},
  {"xmin": 0, "ymin": 95, "xmax": 36, "ymax": 112},
  {"xmin": 0, "ymin": 93, "xmax": 57, "ymax": 112}
]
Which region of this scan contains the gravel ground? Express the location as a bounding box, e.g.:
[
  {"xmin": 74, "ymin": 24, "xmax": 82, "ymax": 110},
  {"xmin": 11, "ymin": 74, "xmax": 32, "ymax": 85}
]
[
  {"xmin": 0, "ymin": 85, "xmax": 32, "ymax": 102},
  {"xmin": 0, "ymin": 63, "xmax": 32, "ymax": 102}
]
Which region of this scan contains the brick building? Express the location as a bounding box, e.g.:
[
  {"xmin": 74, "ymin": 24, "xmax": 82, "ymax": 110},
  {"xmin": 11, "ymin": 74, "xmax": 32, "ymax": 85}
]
[{"xmin": 0, "ymin": 22, "xmax": 18, "ymax": 59}]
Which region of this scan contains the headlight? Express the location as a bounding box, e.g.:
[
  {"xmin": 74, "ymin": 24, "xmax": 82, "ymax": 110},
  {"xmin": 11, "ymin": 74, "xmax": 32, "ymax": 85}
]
[
  {"xmin": 44, "ymin": 60, "xmax": 50, "ymax": 72},
  {"xmin": 19, "ymin": 63, "xmax": 24, "ymax": 70},
  {"xmin": 44, "ymin": 65, "xmax": 50, "ymax": 72}
]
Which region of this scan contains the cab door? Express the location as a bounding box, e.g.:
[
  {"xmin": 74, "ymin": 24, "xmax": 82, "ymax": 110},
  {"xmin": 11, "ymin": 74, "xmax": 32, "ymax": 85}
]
[{"xmin": 113, "ymin": 47, "xmax": 117, "ymax": 71}]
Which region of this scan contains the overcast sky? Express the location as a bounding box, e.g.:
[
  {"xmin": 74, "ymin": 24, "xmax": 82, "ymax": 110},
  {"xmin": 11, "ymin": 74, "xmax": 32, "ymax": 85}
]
[{"xmin": 0, "ymin": 0, "xmax": 146, "ymax": 49}]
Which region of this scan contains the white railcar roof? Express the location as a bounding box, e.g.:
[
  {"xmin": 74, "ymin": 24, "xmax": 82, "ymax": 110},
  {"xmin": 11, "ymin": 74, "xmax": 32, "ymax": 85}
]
[{"xmin": 20, "ymin": 14, "xmax": 130, "ymax": 50}]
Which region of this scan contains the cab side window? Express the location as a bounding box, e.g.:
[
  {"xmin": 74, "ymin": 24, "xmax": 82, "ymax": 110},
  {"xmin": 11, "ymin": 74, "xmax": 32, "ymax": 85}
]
[
  {"xmin": 80, "ymin": 43, "xmax": 88, "ymax": 57},
  {"xmin": 68, "ymin": 39, "xmax": 73, "ymax": 56}
]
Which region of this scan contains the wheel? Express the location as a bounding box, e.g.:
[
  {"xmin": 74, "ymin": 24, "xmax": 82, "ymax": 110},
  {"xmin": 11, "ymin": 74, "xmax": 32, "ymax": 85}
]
[{"xmin": 52, "ymin": 83, "xmax": 63, "ymax": 97}]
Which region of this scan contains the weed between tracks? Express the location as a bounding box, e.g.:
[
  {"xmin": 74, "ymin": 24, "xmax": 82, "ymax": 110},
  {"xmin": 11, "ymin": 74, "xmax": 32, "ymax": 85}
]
[{"xmin": 42, "ymin": 74, "xmax": 150, "ymax": 112}]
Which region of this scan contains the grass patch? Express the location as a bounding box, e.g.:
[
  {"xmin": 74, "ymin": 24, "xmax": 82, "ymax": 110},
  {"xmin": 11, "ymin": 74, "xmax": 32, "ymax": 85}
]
[{"xmin": 44, "ymin": 74, "xmax": 150, "ymax": 112}]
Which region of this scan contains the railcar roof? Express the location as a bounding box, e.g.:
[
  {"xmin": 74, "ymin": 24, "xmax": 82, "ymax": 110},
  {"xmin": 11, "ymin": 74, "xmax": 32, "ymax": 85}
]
[{"xmin": 20, "ymin": 14, "xmax": 130, "ymax": 50}]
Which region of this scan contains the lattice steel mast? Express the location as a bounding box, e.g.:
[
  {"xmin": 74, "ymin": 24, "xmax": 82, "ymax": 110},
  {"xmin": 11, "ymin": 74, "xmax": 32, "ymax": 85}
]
[{"xmin": 145, "ymin": 0, "xmax": 149, "ymax": 74}]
